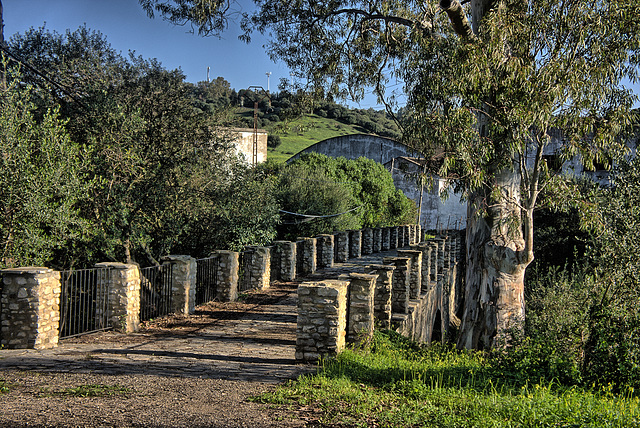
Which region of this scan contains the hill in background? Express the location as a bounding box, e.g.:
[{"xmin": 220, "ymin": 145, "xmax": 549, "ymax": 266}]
[{"xmin": 188, "ymin": 77, "xmax": 401, "ymax": 162}]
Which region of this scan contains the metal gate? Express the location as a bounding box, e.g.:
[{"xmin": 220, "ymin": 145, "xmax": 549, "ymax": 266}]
[
  {"xmin": 196, "ymin": 255, "xmax": 220, "ymax": 305},
  {"xmin": 59, "ymin": 267, "xmax": 112, "ymax": 338},
  {"xmin": 238, "ymin": 250, "xmax": 253, "ymax": 292},
  {"xmin": 139, "ymin": 263, "xmax": 174, "ymax": 322}
]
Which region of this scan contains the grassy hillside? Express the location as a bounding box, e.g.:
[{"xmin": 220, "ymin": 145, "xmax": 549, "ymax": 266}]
[
  {"xmin": 266, "ymin": 114, "xmax": 369, "ymax": 163},
  {"xmin": 234, "ymin": 108, "xmax": 388, "ymax": 163}
]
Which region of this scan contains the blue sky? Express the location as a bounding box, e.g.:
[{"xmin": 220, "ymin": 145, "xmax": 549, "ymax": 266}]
[
  {"xmin": 3, "ymin": 0, "xmax": 386, "ymax": 108},
  {"xmin": 3, "ymin": 1, "xmax": 638, "ymax": 110}
]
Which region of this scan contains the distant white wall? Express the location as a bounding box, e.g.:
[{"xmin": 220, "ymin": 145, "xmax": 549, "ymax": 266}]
[{"xmin": 230, "ymin": 128, "xmax": 268, "ymax": 164}]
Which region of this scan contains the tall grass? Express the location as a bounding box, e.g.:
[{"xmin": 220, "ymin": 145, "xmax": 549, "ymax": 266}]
[{"xmin": 254, "ymin": 330, "xmax": 640, "ymax": 427}]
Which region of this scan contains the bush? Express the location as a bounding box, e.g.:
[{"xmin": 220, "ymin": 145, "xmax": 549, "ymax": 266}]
[{"xmin": 267, "ymin": 135, "xmax": 282, "ymax": 148}]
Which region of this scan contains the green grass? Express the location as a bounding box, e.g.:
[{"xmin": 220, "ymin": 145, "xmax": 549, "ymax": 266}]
[
  {"xmin": 266, "ymin": 115, "xmax": 366, "ymax": 163},
  {"xmin": 253, "ymin": 331, "xmax": 640, "ymax": 427},
  {"xmin": 0, "ymin": 381, "xmax": 9, "ymax": 394}
]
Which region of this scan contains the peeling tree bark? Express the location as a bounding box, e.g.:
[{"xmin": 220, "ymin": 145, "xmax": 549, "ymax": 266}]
[{"xmin": 457, "ymin": 166, "xmax": 529, "ymax": 349}]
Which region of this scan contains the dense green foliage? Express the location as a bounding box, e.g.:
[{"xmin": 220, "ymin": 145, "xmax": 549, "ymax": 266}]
[
  {"xmin": 496, "ymin": 156, "xmax": 640, "ymax": 391},
  {"xmin": 0, "ymin": 26, "xmax": 411, "ymax": 268},
  {"xmin": 275, "ymin": 153, "xmax": 416, "ymax": 240},
  {"xmin": 0, "ymin": 70, "xmax": 88, "ymax": 267},
  {"xmin": 1, "ymin": 27, "xmax": 280, "ymax": 267},
  {"xmin": 254, "ymin": 330, "xmax": 640, "ymax": 427}
]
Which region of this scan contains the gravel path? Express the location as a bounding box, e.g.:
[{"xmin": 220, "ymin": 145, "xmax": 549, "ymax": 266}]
[
  {"xmin": 0, "ymin": 250, "xmax": 399, "ymax": 427},
  {"xmin": 0, "ymin": 282, "xmax": 315, "ymax": 428}
]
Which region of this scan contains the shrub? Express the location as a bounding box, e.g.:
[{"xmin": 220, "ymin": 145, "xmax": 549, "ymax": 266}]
[{"xmin": 267, "ymin": 135, "xmax": 282, "ymax": 148}]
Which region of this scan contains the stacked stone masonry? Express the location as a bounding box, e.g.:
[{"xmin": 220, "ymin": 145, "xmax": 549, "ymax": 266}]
[
  {"xmin": 162, "ymin": 255, "xmax": 197, "ymax": 315},
  {"xmin": 346, "ymin": 273, "xmax": 376, "ymax": 345},
  {"xmin": 334, "ymin": 231, "xmax": 349, "ymax": 263},
  {"xmin": 240, "ymin": 247, "xmax": 271, "ymax": 291},
  {"xmin": 0, "ymin": 224, "xmax": 446, "ymax": 351},
  {"xmin": 317, "ymin": 235, "xmax": 335, "ymax": 269},
  {"xmin": 1, "ymin": 268, "xmax": 61, "ymax": 349},
  {"xmin": 349, "ymin": 230, "xmax": 362, "ymax": 259},
  {"xmin": 95, "ymin": 262, "xmax": 141, "ymax": 334},
  {"xmin": 272, "ymin": 241, "xmax": 296, "ymax": 281},
  {"xmin": 296, "ymin": 280, "xmax": 349, "ymax": 361}
]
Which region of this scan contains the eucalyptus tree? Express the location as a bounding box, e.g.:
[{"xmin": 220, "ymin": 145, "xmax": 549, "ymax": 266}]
[{"xmin": 145, "ymin": 0, "xmax": 640, "ymax": 349}]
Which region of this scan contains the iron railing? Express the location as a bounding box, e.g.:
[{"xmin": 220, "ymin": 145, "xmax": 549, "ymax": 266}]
[
  {"xmin": 139, "ymin": 263, "xmax": 174, "ymax": 322},
  {"xmin": 195, "ymin": 255, "xmax": 220, "ymax": 305},
  {"xmin": 238, "ymin": 250, "xmax": 254, "ymax": 292},
  {"xmin": 59, "ymin": 267, "xmax": 112, "ymax": 338}
]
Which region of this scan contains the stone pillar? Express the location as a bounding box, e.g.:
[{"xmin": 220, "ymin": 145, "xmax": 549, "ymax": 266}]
[
  {"xmin": 212, "ymin": 250, "xmax": 239, "ymax": 302},
  {"xmin": 299, "ymin": 238, "xmax": 317, "ymax": 275},
  {"xmin": 373, "ymin": 228, "xmax": 382, "ymax": 253},
  {"xmin": 397, "ymin": 249, "xmax": 422, "ymax": 300},
  {"xmin": 317, "ymin": 234, "xmax": 335, "ymax": 269},
  {"xmin": 382, "ymin": 227, "xmax": 391, "ymax": 251},
  {"xmin": 412, "ymin": 243, "xmax": 432, "ymax": 293},
  {"xmin": 367, "ymin": 264, "xmax": 395, "ymax": 329},
  {"xmin": 408, "ymin": 224, "xmax": 416, "ymax": 245},
  {"xmin": 347, "ymin": 273, "xmax": 376, "ymax": 344},
  {"xmin": 1, "ymin": 267, "xmax": 61, "ymax": 349},
  {"xmin": 334, "ymin": 231, "xmax": 350, "ymax": 263},
  {"xmin": 428, "ymin": 240, "xmax": 439, "ymax": 287},
  {"xmin": 241, "ymin": 246, "xmax": 271, "ymax": 291},
  {"xmin": 349, "ymin": 230, "xmax": 362, "ymax": 259},
  {"xmin": 397, "ymin": 226, "xmax": 405, "ymax": 248},
  {"xmin": 95, "ymin": 262, "xmax": 141, "ymax": 333},
  {"xmin": 389, "ymin": 226, "xmax": 398, "ymax": 250},
  {"xmin": 296, "ymin": 280, "xmax": 349, "ymax": 362},
  {"xmin": 416, "ymin": 224, "xmax": 422, "ymax": 243},
  {"xmin": 362, "ymin": 228, "xmax": 374, "ymax": 255},
  {"xmin": 272, "ymin": 241, "xmax": 296, "ymax": 281},
  {"xmin": 161, "ymin": 255, "xmax": 196, "ymax": 315},
  {"xmin": 403, "ymin": 225, "xmax": 412, "ymax": 247},
  {"xmin": 383, "ymin": 256, "xmax": 411, "ymax": 314}
]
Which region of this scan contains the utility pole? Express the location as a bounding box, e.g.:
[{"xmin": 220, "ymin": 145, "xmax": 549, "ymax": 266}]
[
  {"xmin": 248, "ymin": 86, "xmax": 271, "ymax": 165},
  {"xmin": 207, "ymin": 66, "xmax": 210, "ymax": 83},
  {"xmin": 1, "ymin": 0, "xmax": 6, "ymax": 90}
]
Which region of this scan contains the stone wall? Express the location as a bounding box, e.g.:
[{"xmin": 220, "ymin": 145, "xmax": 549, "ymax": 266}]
[
  {"xmin": 295, "ymin": 229, "xmax": 464, "ymax": 361},
  {"xmin": 240, "ymin": 247, "xmax": 271, "ymax": 291},
  {"xmin": 1, "ymin": 267, "xmax": 61, "ymax": 349}
]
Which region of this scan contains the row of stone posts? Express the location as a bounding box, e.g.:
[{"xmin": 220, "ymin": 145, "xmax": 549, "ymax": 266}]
[
  {"xmin": 295, "ymin": 230, "xmax": 464, "ymax": 362},
  {"xmin": 0, "ymin": 256, "xmax": 198, "ymax": 349},
  {"xmin": 0, "ymin": 225, "xmax": 420, "ymax": 350},
  {"xmin": 270, "ymin": 225, "xmax": 421, "ymax": 283}
]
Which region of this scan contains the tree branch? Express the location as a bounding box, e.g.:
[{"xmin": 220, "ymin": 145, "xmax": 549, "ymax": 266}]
[
  {"xmin": 439, "ymin": 0, "xmax": 474, "ymax": 39},
  {"xmin": 314, "ymin": 8, "xmax": 432, "ymax": 33}
]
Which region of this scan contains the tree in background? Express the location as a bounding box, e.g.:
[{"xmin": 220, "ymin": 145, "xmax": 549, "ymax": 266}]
[
  {"xmin": 4, "ymin": 26, "xmax": 279, "ymax": 267},
  {"xmin": 277, "ymin": 153, "xmax": 416, "ymax": 240},
  {"xmin": 0, "ymin": 68, "xmax": 88, "ymax": 268}
]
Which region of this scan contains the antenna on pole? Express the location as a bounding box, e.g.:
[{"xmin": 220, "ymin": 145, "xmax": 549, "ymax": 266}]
[{"xmin": 265, "ymin": 72, "xmax": 271, "ymax": 92}]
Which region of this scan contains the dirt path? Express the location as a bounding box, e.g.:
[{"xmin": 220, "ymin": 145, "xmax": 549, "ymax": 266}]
[
  {"xmin": 0, "ymin": 282, "xmax": 315, "ymax": 428},
  {"xmin": 0, "ymin": 250, "xmax": 400, "ymax": 427}
]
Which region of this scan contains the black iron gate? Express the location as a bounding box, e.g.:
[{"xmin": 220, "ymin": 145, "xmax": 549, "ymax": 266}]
[
  {"xmin": 139, "ymin": 263, "xmax": 174, "ymax": 322},
  {"xmin": 59, "ymin": 267, "xmax": 112, "ymax": 338},
  {"xmin": 196, "ymin": 255, "xmax": 220, "ymax": 305}
]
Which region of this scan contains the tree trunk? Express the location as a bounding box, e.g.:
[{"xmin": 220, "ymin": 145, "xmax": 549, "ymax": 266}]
[{"xmin": 456, "ymin": 166, "xmax": 528, "ymax": 350}]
